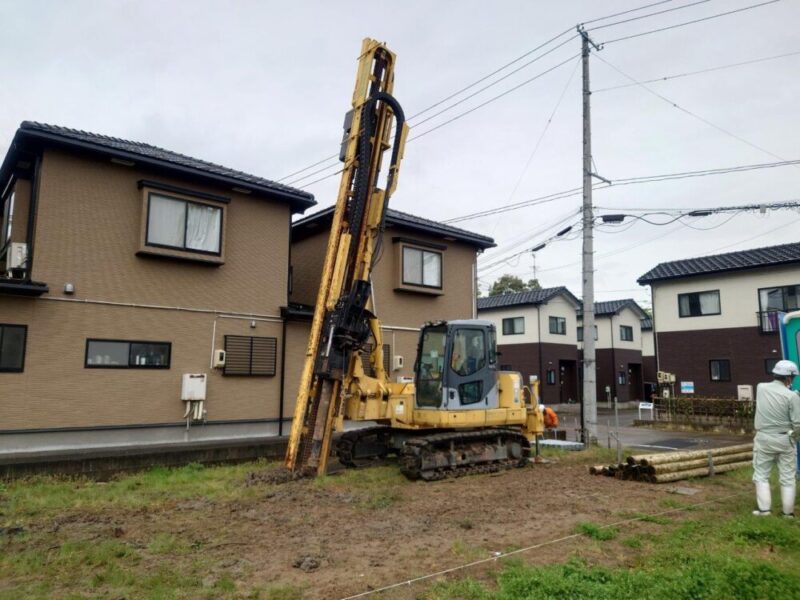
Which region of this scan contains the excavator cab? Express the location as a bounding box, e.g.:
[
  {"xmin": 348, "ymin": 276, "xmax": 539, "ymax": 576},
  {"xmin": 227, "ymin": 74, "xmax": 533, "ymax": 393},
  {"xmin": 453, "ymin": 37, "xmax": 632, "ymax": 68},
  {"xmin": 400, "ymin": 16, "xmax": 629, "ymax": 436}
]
[{"xmin": 415, "ymin": 320, "xmax": 499, "ymax": 410}]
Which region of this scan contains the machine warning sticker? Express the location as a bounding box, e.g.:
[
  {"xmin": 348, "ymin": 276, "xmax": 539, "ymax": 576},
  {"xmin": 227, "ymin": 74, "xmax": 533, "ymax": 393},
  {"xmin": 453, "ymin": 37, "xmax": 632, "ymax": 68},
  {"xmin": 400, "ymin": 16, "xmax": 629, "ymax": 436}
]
[{"xmin": 395, "ymin": 403, "xmax": 404, "ymax": 415}]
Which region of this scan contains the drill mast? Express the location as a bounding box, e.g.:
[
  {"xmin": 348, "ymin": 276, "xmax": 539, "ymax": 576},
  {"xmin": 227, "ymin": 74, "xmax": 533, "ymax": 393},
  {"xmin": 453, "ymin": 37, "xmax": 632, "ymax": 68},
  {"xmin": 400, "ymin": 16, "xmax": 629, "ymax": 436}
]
[{"xmin": 285, "ymin": 38, "xmax": 408, "ymax": 476}]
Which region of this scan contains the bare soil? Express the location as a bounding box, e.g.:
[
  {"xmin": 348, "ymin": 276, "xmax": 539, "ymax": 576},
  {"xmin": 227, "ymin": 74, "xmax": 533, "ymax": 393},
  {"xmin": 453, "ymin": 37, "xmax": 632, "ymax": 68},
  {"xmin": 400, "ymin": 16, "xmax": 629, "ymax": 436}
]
[{"xmin": 3, "ymin": 452, "xmax": 750, "ymax": 599}]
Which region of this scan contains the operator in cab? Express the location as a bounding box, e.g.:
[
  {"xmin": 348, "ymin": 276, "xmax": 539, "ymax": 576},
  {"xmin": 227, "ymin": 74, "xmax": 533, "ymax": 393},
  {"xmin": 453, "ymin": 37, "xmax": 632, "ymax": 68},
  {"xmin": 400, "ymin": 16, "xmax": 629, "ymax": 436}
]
[{"xmin": 752, "ymin": 360, "xmax": 800, "ymax": 517}]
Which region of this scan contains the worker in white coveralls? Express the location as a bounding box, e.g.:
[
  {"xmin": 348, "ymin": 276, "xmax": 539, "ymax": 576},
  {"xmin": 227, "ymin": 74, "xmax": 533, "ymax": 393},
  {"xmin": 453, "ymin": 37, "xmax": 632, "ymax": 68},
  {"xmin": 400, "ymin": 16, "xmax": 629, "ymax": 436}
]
[{"xmin": 752, "ymin": 360, "xmax": 800, "ymax": 517}]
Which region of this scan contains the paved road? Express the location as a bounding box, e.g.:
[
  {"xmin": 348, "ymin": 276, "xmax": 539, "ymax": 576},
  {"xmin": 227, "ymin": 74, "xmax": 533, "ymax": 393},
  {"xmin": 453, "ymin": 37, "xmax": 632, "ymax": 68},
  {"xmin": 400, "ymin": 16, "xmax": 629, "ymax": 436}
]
[{"xmin": 552, "ymin": 407, "xmax": 750, "ymax": 453}]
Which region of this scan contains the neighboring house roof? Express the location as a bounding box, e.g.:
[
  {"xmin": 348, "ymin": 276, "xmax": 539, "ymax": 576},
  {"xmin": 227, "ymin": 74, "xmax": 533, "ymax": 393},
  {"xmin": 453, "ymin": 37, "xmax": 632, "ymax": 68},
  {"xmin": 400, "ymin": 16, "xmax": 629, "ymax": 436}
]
[
  {"xmin": 0, "ymin": 121, "xmax": 316, "ymax": 213},
  {"xmin": 641, "ymin": 317, "xmax": 653, "ymax": 331},
  {"xmin": 578, "ymin": 298, "xmax": 649, "ymax": 320},
  {"xmin": 292, "ymin": 205, "xmax": 496, "ymax": 250},
  {"xmin": 638, "ymin": 242, "xmax": 800, "ymax": 284},
  {"xmin": 477, "ymin": 287, "xmax": 580, "ymax": 311}
]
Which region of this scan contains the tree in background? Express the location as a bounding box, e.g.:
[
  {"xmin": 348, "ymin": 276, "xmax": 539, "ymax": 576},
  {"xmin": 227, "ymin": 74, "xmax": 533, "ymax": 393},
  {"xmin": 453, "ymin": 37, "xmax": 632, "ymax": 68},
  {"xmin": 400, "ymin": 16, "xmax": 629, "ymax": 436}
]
[{"xmin": 488, "ymin": 274, "xmax": 541, "ymax": 297}]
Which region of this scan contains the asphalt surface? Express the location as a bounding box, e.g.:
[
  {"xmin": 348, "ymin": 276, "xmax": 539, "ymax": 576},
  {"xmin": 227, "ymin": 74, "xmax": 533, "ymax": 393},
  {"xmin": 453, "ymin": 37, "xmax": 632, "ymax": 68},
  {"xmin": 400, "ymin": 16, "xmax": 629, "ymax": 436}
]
[{"xmin": 553, "ymin": 406, "xmax": 750, "ymax": 453}]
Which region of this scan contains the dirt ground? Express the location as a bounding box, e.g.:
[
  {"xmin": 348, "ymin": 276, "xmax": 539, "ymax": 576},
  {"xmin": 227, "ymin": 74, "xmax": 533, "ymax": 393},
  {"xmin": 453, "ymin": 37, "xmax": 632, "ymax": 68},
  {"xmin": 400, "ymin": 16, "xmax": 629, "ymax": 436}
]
[{"xmin": 2, "ymin": 449, "xmax": 752, "ymax": 600}]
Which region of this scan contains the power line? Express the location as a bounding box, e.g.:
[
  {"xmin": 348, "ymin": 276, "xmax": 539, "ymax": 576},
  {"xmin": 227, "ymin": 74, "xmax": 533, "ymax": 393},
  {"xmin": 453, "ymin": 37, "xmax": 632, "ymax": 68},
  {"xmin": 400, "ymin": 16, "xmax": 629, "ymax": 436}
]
[
  {"xmin": 581, "ymin": 0, "xmax": 678, "ymax": 25},
  {"xmin": 601, "ymin": 0, "xmax": 782, "ymax": 45},
  {"xmin": 445, "ymin": 158, "xmax": 800, "ymax": 225},
  {"xmin": 504, "ymin": 59, "xmax": 581, "ymax": 205},
  {"xmin": 593, "ymin": 54, "xmax": 796, "ymax": 166},
  {"xmin": 406, "ymin": 54, "xmax": 581, "ymax": 144},
  {"xmin": 277, "ymin": 0, "xmax": 711, "ymax": 185},
  {"xmin": 289, "ymin": 53, "xmax": 581, "ymax": 189},
  {"xmin": 594, "ymin": 49, "xmax": 800, "ymax": 92},
  {"xmin": 278, "ymin": 28, "xmax": 576, "ymax": 184},
  {"xmin": 587, "ymin": 0, "xmax": 712, "ymax": 31}
]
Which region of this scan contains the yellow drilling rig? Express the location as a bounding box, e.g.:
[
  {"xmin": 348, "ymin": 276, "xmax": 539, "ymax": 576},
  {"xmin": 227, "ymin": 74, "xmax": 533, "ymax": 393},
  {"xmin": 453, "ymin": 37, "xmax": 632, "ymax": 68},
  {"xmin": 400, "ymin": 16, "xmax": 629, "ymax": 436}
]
[{"xmin": 285, "ymin": 38, "xmax": 545, "ymax": 481}]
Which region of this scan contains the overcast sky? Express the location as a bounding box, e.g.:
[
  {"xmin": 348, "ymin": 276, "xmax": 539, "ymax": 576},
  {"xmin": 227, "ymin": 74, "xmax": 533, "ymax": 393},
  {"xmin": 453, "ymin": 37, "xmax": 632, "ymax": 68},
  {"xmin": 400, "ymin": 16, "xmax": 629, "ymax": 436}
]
[{"xmin": 2, "ymin": 0, "xmax": 799, "ymax": 306}]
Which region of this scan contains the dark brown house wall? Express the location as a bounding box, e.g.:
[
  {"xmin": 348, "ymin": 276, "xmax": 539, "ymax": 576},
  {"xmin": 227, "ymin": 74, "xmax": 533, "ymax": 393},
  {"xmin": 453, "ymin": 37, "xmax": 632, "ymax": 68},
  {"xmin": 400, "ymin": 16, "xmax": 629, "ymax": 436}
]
[
  {"xmin": 596, "ymin": 348, "xmax": 643, "ymax": 403},
  {"xmin": 496, "ymin": 342, "xmax": 578, "ymax": 405},
  {"xmin": 643, "ymin": 356, "xmax": 657, "ymax": 384},
  {"xmin": 657, "ymin": 327, "xmax": 782, "ymax": 396}
]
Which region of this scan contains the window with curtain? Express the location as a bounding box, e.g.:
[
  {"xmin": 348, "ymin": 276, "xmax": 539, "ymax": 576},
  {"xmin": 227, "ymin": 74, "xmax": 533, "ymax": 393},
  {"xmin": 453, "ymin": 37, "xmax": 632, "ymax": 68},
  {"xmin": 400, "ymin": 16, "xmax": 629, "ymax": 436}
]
[
  {"xmin": 502, "ymin": 317, "xmax": 524, "ymax": 335},
  {"xmin": 620, "ymin": 325, "xmax": 634, "ymax": 341},
  {"xmin": 402, "ymin": 246, "xmax": 442, "ymax": 288},
  {"xmin": 678, "ymin": 290, "xmax": 720, "ymax": 317},
  {"xmin": 146, "ymin": 193, "xmax": 222, "ymax": 255},
  {"xmin": 549, "ymin": 316, "xmax": 566, "ymax": 335}
]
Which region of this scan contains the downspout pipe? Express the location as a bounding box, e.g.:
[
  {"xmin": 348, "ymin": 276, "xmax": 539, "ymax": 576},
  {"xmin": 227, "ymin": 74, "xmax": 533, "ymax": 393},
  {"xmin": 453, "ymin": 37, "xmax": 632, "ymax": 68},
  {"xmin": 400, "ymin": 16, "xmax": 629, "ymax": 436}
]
[{"xmin": 24, "ymin": 153, "xmax": 41, "ymax": 281}]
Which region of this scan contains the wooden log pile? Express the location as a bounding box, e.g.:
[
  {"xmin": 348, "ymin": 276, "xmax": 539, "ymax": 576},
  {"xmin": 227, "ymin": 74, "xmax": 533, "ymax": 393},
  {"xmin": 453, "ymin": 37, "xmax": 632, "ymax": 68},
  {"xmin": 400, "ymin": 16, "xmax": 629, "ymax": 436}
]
[{"xmin": 589, "ymin": 443, "xmax": 752, "ymax": 483}]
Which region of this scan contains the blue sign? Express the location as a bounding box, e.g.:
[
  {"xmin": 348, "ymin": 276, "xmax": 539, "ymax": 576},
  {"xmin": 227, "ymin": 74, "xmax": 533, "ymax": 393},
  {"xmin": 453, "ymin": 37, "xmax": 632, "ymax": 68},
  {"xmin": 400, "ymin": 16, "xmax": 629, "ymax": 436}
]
[{"xmin": 680, "ymin": 381, "xmax": 695, "ymax": 394}]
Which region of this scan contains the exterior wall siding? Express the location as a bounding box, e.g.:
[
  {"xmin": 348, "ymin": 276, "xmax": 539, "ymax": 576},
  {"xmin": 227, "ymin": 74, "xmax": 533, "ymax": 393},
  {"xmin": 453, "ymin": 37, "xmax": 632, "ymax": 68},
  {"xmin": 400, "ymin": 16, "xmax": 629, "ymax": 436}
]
[
  {"xmin": 0, "ymin": 299, "xmax": 284, "ymax": 431},
  {"xmin": 32, "ymin": 149, "xmax": 290, "ymax": 315},
  {"xmin": 656, "ymin": 327, "xmax": 781, "ymax": 396}
]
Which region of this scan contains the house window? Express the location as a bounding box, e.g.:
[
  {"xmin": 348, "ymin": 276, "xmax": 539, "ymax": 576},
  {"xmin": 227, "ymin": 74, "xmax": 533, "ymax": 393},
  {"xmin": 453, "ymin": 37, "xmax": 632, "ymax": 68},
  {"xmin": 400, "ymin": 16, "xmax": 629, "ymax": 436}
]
[
  {"xmin": 620, "ymin": 325, "xmax": 634, "ymax": 342},
  {"xmin": 0, "ymin": 324, "xmax": 27, "ymax": 372},
  {"xmin": 577, "ymin": 325, "xmax": 597, "ymax": 342},
  {"xmin": 546, "ymin": 369, "xmax": 556, "ymax": 385},
  {"xmin": 759, "ymin": 285, "xmax": 800, "ymax": 312},
  {"xmin": 223, "ymin": 335, "xmax": 277, "ymax": 376},
  {"xmin": 402, "ymin": 246, "xmax": 442, "ymax": 288},
  {"xmin": 618, "ymin": 371, "xmax": 627, "ymax": 385},
  {"xmin": 678, "ymin": 290, "xmax": 720, "ymax": 317},
  {"xmin": 758, "ymin": 285, "xmax": 800, "ymax": 332},
  {"xmin": 709, "ymin": 359, "xmax": 731, "ymax": 382},
  {"xmin": 146, "ymin": 193, "xmax": 222, "ymax": 255},
  {"xmin": 502, "ymin": 317, "xmax": 524, "ymax": 335},
  {"xmin": 549, "ymin": 316, "xmax": 566, "ymax": 335},
  {"xmin": 765, "ymin": 358, "xmax": 780, "ymax": 375},
  {"xmin": 85, "ymin": 339, "xmax": 171, "ymax": 368}
]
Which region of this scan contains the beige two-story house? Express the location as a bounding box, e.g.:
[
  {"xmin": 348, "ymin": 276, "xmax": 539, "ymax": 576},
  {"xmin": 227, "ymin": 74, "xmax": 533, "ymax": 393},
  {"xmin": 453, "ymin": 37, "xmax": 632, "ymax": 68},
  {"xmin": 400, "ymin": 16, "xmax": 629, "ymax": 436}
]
[
  {"xmin": 638, "ymin": 242, "xmax": 800, "ymax": 396},
  {"xmin": 476, "ymin": 287, "xmax": 581, "ymax": 405},
  {"xmin": 0, "ymin": 122, "xmax": 315, "ymax": 453}
]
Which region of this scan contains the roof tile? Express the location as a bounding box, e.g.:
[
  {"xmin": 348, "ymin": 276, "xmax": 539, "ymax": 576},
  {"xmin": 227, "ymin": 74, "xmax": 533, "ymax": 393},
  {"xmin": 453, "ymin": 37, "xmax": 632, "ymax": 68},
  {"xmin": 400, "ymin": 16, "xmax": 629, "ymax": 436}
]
[{"xmin": 638, "ymin": 242, "xmax": 800, "ymax": 284}]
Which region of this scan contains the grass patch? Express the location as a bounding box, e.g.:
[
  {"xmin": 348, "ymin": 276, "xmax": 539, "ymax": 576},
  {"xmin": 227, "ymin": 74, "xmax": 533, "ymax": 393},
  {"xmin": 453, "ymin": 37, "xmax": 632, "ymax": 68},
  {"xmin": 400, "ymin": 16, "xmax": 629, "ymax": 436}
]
[
  {"xmin": 576, "ymin": 521, "xmax": 618, "ymax": 541},
  {"xmin": 314, "ymin": 465, "xmax": 406, "ymax": 509},
  {"xmin": 618, "ymin": 511, "xmax": 671, "ymax": 525},
  {"xmin": 1, "ymin": 460, "xmax": 276, "ymax": 521},
  {"xmin": 540, "ymin": 445, "xmax": 624, "ymax": 466},
  {"xmin": 426, "ymin": 492, "xmax": 800, "ymax": 599}
]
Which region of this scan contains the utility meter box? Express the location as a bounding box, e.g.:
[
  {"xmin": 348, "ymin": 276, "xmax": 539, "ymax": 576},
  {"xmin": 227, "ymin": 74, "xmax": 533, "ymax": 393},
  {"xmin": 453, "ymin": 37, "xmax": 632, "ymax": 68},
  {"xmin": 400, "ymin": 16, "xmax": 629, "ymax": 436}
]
[
  {"xmin": 212, "ymin": 349, "xmax": 226, "ymax": 368},
  {"xmin": 737, "ymin": 384, "xmax": 753, "ymax": 402},
  {"xmin": 181, "ymin": 373, "xmax": 207, "ymax": 401},
  {"xmin": 392, "ymin": 355, "xmax": 404, "ymax": 371}
]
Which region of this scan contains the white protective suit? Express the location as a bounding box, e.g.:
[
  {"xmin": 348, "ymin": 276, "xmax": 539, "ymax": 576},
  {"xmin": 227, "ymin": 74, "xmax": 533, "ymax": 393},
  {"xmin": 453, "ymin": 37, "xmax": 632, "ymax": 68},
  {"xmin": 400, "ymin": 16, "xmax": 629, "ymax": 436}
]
[{"xmin": 753, "ymin": 379, "xmax": 800, "ymax": 515}]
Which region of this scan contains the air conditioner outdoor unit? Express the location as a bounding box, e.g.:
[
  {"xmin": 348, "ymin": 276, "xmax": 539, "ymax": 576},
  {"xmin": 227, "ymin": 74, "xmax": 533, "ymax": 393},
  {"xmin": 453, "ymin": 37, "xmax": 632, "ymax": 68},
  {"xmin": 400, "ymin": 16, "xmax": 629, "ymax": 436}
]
[
  {"xmin": 5, "ymin": 242, "xmax": 27, "ymax": 274},
  {"xmin": 737, "ymin": 385, "xmax": 753, "ymax": 402}
]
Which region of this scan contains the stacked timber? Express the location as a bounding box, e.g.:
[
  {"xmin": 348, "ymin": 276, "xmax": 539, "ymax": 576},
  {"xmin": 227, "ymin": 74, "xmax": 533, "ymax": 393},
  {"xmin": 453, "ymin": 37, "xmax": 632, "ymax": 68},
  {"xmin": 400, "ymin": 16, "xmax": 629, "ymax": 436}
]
[{"xmin": 589, "ymin": 443, "xmax": 752, "ymax": 483}]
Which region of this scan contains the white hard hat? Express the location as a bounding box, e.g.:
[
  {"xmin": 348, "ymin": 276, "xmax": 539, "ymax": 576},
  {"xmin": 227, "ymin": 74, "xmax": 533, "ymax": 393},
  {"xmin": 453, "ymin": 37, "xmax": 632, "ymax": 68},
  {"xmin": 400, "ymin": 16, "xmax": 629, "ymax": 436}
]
[{"xmin": 772, "ymin": 359, "xmax": 799, "ymax": 377}]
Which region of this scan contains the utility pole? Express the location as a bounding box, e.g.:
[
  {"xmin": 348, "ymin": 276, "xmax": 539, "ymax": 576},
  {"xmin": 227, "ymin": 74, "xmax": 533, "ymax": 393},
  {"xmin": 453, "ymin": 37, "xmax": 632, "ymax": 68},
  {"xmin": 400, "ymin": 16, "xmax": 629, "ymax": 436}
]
[{"xmin": 579, "ymin": 25, "xmax": 603, "ymax": 444}]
